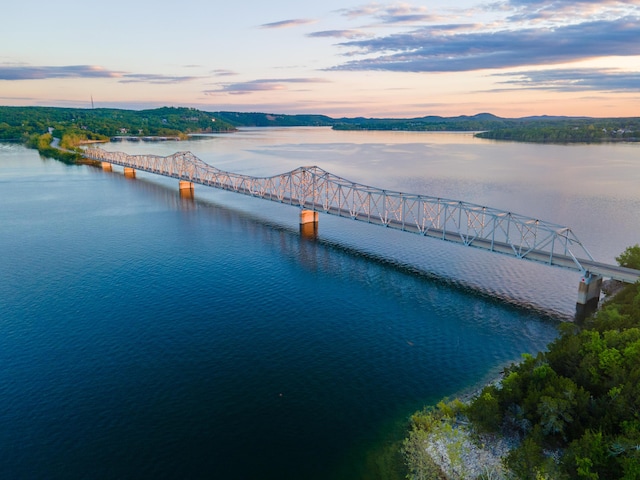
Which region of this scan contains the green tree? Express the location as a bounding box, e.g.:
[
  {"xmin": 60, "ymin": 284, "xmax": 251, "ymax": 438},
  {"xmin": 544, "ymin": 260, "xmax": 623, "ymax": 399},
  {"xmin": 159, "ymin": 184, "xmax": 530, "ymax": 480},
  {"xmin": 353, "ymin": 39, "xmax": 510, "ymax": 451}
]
[{"xmin": 616, "ymin": 244, "xmax": 640, "ymax": 270}]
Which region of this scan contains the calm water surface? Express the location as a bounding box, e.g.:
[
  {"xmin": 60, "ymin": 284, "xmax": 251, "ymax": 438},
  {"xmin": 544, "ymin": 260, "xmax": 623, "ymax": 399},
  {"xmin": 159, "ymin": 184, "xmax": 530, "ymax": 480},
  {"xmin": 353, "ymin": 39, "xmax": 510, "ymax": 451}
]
[{"xmin": 1, "ymin": 129, "xmax": 638, "ymax": 479}]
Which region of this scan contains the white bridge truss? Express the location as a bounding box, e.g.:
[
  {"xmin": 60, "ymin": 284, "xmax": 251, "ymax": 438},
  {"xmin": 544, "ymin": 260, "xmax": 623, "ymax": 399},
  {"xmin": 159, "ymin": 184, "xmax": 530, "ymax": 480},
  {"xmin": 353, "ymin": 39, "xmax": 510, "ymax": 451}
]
[{"xmin": 85, "ymin": 147, "xmax": 599, "ymax": 274}]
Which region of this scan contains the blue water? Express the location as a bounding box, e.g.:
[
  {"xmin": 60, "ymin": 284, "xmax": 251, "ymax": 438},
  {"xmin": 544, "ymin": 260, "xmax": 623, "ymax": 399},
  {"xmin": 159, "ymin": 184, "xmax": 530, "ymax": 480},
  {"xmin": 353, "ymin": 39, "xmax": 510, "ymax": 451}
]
[{"xmin": 2, "ymin": 131, "xmax": 635, "ymax": 478}]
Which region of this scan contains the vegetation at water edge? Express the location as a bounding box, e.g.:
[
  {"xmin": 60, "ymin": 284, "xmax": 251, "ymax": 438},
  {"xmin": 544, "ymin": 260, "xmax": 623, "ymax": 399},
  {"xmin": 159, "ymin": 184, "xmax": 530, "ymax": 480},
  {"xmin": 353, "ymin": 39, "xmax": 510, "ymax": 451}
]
[{"xmin": 404, "ymin": 244, "xmax": 640, "ymax": 479}]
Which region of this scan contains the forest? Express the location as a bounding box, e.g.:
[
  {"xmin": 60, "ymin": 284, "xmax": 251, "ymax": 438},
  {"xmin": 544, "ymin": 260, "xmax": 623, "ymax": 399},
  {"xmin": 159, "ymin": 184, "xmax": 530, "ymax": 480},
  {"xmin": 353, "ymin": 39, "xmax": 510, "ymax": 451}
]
[
  {"xmin": 0, "ymin": 106, "xmax": 236, "ymax": 143},
  {"xmin": 404, "ymin": 245, "xmax": 640, "ymax": 479}
]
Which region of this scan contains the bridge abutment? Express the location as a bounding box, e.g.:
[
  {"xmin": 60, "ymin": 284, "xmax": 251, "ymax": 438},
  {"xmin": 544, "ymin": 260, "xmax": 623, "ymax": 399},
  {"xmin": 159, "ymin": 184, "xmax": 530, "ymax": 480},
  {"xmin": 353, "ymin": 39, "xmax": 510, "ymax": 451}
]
[
  {"xmin": 576, "ymin": 271, "xmax": 602, "ymax": 319},
  {"xmin": 300, "ymin": 209, "xmax": 318, "ymax": 239}
]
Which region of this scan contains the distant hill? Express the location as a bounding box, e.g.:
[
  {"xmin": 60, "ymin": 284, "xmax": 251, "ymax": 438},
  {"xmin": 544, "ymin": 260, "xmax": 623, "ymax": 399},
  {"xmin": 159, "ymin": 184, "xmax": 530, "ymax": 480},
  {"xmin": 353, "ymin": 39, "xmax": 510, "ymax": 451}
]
[
  {"xmin": 211, "ymin": 111, "xmax": 511, "ymax": 131},
  {"xmin": 211, "ymin": 111, "xmax": 335, "ymax": 127},
  {"xmin": 1, "ymin": 106, "xmax": 638, "ymax": 144}
]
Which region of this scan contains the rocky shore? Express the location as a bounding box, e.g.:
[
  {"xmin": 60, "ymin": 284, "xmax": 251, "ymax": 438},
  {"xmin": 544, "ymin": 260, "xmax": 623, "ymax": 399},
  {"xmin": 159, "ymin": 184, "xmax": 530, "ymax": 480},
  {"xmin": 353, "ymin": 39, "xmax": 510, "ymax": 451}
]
[{"xmin": 424, "ymin": 416, "xmax": 517, "ymax": 479}]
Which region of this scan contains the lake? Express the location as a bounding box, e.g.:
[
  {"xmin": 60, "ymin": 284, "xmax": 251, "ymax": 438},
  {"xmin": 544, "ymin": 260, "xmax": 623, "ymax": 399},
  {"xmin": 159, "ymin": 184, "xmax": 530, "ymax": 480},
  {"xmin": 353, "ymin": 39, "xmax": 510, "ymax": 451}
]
[{"xmin": 1, "ymin": 129, "xmax": 638, "ymax": 479}]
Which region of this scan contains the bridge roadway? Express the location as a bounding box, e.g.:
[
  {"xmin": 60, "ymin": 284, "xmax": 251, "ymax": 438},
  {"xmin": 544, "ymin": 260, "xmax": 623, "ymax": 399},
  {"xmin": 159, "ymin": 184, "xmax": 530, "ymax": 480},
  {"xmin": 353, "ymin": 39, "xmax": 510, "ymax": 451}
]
[
  {"xmin": 83, "ymin": 147, "xmax": 640, "ymax": 287},
  {"xmin": 320, "ymin": 205, "xmax": 639, "ymax": 283}
]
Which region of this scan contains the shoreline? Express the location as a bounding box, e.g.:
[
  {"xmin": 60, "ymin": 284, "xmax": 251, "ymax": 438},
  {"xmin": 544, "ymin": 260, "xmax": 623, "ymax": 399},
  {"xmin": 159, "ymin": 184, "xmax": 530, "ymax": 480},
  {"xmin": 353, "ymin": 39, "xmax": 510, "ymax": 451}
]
[{"xmin": 414, "ymin": 282, "xmax": 631, "ymax": 479}]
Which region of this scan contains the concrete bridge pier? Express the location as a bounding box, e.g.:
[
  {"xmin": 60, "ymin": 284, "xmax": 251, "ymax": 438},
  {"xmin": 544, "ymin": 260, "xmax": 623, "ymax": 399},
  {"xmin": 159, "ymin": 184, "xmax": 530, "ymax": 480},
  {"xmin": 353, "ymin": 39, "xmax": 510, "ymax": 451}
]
[
  {"xmin": 179, "ymin": 180, "xmax": 195, "ymax": 198},
  {"xmin": 124, "ymin": 167, "xmax": 136, "ymax": 178},
  {"xmin": 101, "ymin": 162, "xmax": 112, "ymax": 172},
  {"xmin": 576, "ymin": 271, "xmax": 603, "ymax": 319},
  {"xmin": 300, "ymin": 209, "xmax": 318, "ymax": 239}
]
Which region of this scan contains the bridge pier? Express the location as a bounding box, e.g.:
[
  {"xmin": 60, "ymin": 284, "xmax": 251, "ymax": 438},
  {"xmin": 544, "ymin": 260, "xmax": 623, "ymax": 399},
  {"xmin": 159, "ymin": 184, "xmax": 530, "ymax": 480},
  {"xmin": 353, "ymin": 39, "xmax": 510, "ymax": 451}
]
[
  {"xmin": 300, "ymin": 209, "xmax": 318, "ymax": 239},
  {"xmin": 124, "ymin": 167, "xmax": 136, "ymax": 178},
  {"xmin": 576, "ymin": 271, "xmax": 602, "ymax": 319},
  {"xmin": 179, "ymin": 180, "xmax": 194, "ymax": 198},
  {"xmin": 101, "ymin": 162, "xmax": 112, "ymax": 172}
]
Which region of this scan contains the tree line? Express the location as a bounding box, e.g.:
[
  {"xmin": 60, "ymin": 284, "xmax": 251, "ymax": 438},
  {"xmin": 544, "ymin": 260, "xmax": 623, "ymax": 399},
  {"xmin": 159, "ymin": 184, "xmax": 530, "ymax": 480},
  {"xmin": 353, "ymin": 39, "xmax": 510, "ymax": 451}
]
[{"xmin": 2, "ymin": 107, "xmax": 639, "ymax": 147}]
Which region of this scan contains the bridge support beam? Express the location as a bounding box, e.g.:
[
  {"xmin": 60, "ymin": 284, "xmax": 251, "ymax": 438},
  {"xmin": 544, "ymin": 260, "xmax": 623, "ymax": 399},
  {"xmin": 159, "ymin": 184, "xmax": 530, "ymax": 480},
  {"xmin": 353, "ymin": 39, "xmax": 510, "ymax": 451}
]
[
  {"xmin": 300, "ymin": 209, "xmax": 318, "ymax": 239},
  {"xmin": 124, "ymin": 167, "xmax": 136, "ymax": 178},
  {"xmin": 101, "ymin": 162, "xmax": 112, "ymax": 172},
  {"xmin": 576, "ymin": 272, "xmax": 602, "ymax": 319}
]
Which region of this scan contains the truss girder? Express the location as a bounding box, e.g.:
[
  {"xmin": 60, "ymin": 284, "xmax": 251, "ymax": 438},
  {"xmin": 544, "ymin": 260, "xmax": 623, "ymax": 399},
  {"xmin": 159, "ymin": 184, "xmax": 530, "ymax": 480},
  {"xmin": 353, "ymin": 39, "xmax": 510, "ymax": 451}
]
[{"xmin": 84, "ymin": 147, "xmax": 595, "ymax": 272}]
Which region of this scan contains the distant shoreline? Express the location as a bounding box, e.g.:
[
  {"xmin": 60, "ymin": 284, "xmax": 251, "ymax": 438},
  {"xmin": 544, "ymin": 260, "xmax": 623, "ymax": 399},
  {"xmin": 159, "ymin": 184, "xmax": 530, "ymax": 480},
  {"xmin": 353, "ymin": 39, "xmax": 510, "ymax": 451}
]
[{"xmin": 110, "ymin": 135, "xmax": 182, "ymax": 142}]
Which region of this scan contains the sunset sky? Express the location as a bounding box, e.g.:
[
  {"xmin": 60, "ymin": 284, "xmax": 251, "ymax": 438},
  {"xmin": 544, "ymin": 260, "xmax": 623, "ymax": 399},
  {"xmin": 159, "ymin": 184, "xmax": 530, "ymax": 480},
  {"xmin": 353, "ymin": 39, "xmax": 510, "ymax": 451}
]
[{"xmin": 2, "ymin": 0, "xmax": 639, "ymax": 118}]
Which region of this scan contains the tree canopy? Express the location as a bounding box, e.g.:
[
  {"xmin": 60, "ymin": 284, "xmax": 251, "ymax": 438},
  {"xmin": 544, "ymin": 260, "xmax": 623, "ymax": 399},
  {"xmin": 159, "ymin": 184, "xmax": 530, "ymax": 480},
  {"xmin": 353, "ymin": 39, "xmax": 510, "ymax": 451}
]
[
  {"xmin": 462, "ymin": 268, "xmax": 640, "ymax": 479},
  {"xmin": 0, "ymin": 106, "xmax": 236, "ymax": 143},
  {"xmin": 616, "ymin": 245, "xmax": 640, "ymax": 270}
]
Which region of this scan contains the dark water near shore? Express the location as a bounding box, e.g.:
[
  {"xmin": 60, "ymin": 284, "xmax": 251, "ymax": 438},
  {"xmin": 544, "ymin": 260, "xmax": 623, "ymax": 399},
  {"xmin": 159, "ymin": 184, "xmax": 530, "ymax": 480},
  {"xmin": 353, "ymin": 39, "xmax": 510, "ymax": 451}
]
[{"xmin": 1, "ymin": 130, "xmax": 638, "ymax": 478}]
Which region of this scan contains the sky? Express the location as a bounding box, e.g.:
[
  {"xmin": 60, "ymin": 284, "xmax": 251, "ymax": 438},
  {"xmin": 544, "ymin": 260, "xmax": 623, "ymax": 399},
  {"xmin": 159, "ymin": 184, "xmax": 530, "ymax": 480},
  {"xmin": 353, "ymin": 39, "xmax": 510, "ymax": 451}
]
[{"xmin": 1, "ymin": 0, "xmax": 639, "ymax": 118}]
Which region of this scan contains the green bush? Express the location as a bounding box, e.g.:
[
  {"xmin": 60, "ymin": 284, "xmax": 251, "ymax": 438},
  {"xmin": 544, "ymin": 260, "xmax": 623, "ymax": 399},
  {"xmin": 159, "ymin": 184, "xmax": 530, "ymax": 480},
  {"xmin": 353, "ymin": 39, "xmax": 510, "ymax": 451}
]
[{"xmin": 466, "ymin": 386, "xmax": 502, "ymax": 432}]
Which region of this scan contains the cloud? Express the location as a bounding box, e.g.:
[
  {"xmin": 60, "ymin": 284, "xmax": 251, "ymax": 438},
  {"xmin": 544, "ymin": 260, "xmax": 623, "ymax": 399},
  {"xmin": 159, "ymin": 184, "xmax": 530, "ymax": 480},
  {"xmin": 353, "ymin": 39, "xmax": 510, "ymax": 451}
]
[
  {"xmin": 118, "ymin": 74, "xmax": 199, "ymax": 84},
  {"xmin": 0, "ymin": 64, "xmax": 123, "ymax": 81},
  {"xmin": 337, "ymin": 4, "xmax": 439, "ymax": 24},
  {"xmin": 330, "ymin": 16, "xmax": 640, "ymax": 72},
  {"xmin": 337, "ymin": 4, "xmax": 383, "ymax": 20},
  {"xmin": 503, "ymin": 0, "xmax": 640, "ymax": 23},
  {"xmin": 307, "ymin": 29, "xmax": 371, "ymax": 39},
  {"xmin": 259, "ymin": 18, "xmax": 315, "ymax": 29},
  {"xmin": 211, "ymin": 69, "xmax": 238, "ymax": 76},
  {"xmin": 492, "ymin": 67, "xmax": 640, "ymax": 91},
  {"xmin": 0, "ymin": 64, "xmax": 198, "ymax": 84},
  {"xmin": 205, "ymin": 78, "xmax": 330, "ymax": 96}
]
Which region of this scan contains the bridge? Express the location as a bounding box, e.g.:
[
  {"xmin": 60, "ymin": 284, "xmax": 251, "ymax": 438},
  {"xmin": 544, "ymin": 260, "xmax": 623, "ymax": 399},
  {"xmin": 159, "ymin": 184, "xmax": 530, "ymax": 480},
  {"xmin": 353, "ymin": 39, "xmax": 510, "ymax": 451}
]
[{"xmin": 83, "ymin": 147, "xmax": 640, "ymax": 315}]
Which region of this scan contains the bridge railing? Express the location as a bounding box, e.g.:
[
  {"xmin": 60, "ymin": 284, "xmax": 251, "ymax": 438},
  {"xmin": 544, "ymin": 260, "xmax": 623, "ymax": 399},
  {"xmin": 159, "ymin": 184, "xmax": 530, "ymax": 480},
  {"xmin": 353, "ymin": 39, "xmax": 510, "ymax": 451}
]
[{"xmin": 84, "ymin": 147, "xmax": 596, "ymax": 272}]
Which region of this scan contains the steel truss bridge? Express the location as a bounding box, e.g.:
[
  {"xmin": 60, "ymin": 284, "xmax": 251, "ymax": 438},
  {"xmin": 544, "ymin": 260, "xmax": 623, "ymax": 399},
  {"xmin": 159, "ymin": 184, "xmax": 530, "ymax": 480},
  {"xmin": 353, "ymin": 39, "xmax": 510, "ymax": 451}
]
[{"xmin": 83, "ymin": 147, "xmax": 639, "ymax": 284}]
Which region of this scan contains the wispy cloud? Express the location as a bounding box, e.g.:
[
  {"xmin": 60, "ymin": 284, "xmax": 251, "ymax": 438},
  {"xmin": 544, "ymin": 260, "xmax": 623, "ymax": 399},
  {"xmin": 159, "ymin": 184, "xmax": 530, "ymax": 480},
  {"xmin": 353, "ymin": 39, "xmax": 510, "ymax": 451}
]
[
  {"xmin": 119, "ymin": 74, "xmax": 198, "ymax": 84},
  {"xmin": 307, "ymin": 29, "xmax": 371, "ymax": 39},
  {"xmin": 211, "ymin": 69, "xmax": 238, "ymax": 76},
  {"xmin": 259, "ymin": 18, "xmax": 315, "ymax": 29},
  {"xmin": 0, "ymin": 65, "xmax": 123, "ymax": 81},
  {"xmin": 337, "ymin": 4, "xmax": 439, "ymax": 24},
  {"xmin": 205, "ymin": 78, "xmax": 330, "ymax": 95},
  {"xmin": 0, "ymin": 64, "xmax": 198, "ymax": 84},
  {"xmin": 492, "ymin": 68, "xmax": 640, "ymax": 91},
  {"xmin": 330, "ymin": 16, "xmax": 640, "ymax": 72},
  {"xmin": 503, "ymin": 0, "xmax": 640, "ymax": 23},
  {"xmin": 337, "ymin": 4, "xmax": 383, "ymax": 20}
]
